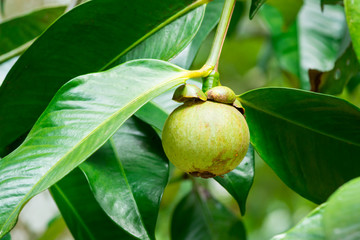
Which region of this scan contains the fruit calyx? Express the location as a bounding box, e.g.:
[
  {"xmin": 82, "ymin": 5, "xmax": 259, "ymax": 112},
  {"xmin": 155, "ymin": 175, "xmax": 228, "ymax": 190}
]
[
  {"xmin": 205, "ymin": 86, "xmax": 245, "ymax": 114},
  {"xmin": 172, "ymin": 84, "xmax": 207, "ymax": 103}
]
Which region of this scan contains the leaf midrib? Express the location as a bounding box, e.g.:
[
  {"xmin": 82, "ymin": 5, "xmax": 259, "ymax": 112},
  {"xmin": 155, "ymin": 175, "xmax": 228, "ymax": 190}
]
[{"xmin": 240, "ymin": 98, "xmax": 360, "ymax": 147}]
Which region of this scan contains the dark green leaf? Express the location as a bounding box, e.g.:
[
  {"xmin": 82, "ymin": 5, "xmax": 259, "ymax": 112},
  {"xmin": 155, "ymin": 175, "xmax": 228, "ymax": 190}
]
[
  {"xmin": 239, "ymin": 87, "xmax": 360, "ymax": 203},
  {"xmin": 0, "ymin": 59, "xmax": 189, "ymax": 237},
  {"xmin": 0, "ymin": 0, "xmax": 203, "ymax": 151},
  {"xmin": 0, "ymin": 234, "xmax": 10, "ymax": 240},
  {"xmin": 171, "ymin": 188, "xmax": 246, "ymax": 240},
  {"xmin": 345, "ymin": 0, "xmax": 360, "ymax": 62},
  {"xmin": 214, "ymin": 144, "xmax": 255, "ymax": 216},
  {"xmin": 250, "ymin": 0, "xmax": 267, "ymax": 19},
  {"xmin": 116, "ymin": 5, "xmax": 205, "ymax": 66},
  {"xmin": 323, "ymin": 177, "xmax": 360, "ymax": 239},
  {"xmin": 171, "ymin": 0, "xmax": 224, "ymax": 69},
  {"xmin": 310, "ymin": 44, "xmax": 360, "ymax": 94},
  {"xmin": 272, "ymin": 204, "xmax": 326, "ymax": 240},
  {"xmin": 0, "ymin": 6, "xmax": 66, "ymax": 63},
  {"xmin": 50, "ymin": 168, "xmax": 136, "ymax": 240},
  {"xmin": 80, "ymin": 117, "xmax": 168, "ymax": 240}
]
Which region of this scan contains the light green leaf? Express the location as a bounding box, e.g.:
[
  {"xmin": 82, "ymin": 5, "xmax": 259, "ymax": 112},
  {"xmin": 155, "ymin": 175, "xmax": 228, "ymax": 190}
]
[
  {"xmin": 79, "ymin": 117, "xmax": 168, "ymax": 240},
  {"xmin": 0, "ymin": 0, "xmax": 204, "ymax": 152},
  {"xmin": 345, "ymin": 0, "xmax": 360, "ymax": 62},
  {"xmin": 0, "ymin": 59, "xmax": 191, "ymax": 237},
  {"xmin": 324, "ymin": 177, "xmax": 360, "ymax": 240},
  {"xmin": 240, "ymin": 87, "xmax": 360, "ymax": 203},
  {"xmin": 272, "ymin": 204, "xmax": 326, "ymax": 240},
  {"xmin": 135, "ymin": 101, "xmax": 169, "ymax": 133},
  {"xmin": 0, "ymin": 6, "xmax": 66, "ymax": 63}
]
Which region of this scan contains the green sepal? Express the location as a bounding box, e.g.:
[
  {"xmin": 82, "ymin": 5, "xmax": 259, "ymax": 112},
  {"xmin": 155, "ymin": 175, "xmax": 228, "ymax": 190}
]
[
  {"xmin": 205, "ymin": 86, "xmax": 236, "ymax": 104},
  {"xmin": 172, "ymin": 84, "xmax": 207, "ymax": 102}
]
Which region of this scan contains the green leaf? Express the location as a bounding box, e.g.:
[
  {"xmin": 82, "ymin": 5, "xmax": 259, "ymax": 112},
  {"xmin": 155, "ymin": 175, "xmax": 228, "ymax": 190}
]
[
  {"xmin": 0, "ymin": 59, "xmax": 190, "ymax": 237},
  {"xmin": 171, "ymin": 188, "xmax": 246, "ymax": 240},
  {"xmin": 0, "ymin": 234, "xmax": 10, "ymax": 240},
  {"xmin": 0, "ymin": 6, "xmax": 66, "ymax": 63},
  {"xmin": 135, "ymin": 101, "xmax": 169, "ymax": 133},
  {"xmin": 214, "ymin": 144, "xmax": 255, "ymax": 216},
  {"xmin": 345, "ymin": 0, "xmax": 360, "ymax": 62},
  {"xmin": 272, "ymin": 204, "xmax": 326, "ymax": 240},
  {"xmin": 171, "ymin": 0, "xmax": 224, "ymax": 69},
  {"xmin": 115, "ymin": 5, "xmax": 205, "ymax": 66},
  {"xmin": 310, "ymin": 44, "xmax": 360, "ymax": 94},
  {"xmin": 239, "ymin": 87, "xmax": 360, "ymax": 203},
  {"xmin": 50, "ymin": 168, "xmax": 136, "ymax": 240},
  {"xmin": 323, "ymin": 177, "xmax": 360, "ymax": 239},
  {"xmin": 250, "ymin": 0, "xmax": 267, "ymax": 19},
  {"xmin": 0, "ymin": 0, "xmax": 203, "ymax": 152},
  {"xmin": 262, "ymin": 1, "xmax": 347, "ymax": 89},
  {"xmin": 79, "ymin": 117, "xmax": 168, "ymax": 240}
]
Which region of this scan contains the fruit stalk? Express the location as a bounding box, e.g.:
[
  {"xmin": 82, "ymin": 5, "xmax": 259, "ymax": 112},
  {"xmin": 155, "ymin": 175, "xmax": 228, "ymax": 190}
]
[{"xmin": 204, "ymin": 0, "xmax": 236, "ymax": 71}]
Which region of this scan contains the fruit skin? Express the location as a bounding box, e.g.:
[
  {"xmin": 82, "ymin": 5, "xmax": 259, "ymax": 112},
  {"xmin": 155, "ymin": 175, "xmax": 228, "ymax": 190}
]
[{"xmin": 162, "ymin": 100, "xmax": 250, "ymax": 178}]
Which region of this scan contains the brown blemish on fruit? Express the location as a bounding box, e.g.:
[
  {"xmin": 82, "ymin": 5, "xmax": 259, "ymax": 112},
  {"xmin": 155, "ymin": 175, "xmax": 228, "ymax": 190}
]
[{"xmin": 189, "ymin": 171, "xmax": 216, "ymax": 178}]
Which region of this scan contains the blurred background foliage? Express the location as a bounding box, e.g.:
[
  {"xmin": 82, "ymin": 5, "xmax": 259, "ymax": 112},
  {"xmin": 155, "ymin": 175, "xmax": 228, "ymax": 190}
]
[{"xmin": 0, "ymin": 0, "xmax": 359, "ymax": 239}]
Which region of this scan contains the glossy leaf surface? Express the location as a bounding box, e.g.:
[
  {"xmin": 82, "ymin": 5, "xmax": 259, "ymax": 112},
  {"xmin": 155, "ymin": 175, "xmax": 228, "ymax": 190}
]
[
  {"xmin": 240, "ymin": 87, "xmax": 360, "ymax": 203},
  {"xmin": 117, "ymin": 5, "xmax": 205, "ymax": 66},
  {"xmin": 0, "ymin": 0, "xmax": 202, "ymax": 151},
  {"xmin": 0, "ymin": 59, "xmax": 189, "ymax": 237},
  {"xmin": 272, "ymin": 205, "xmax": 326, "ymax": 240},
  {"xmin": 171, "ymin": 189, "xmax": 246, "ymax": 240},
  {"xmin": 214, "ymin": 144, "xmax": 255, "ymax": 216},
  {"xmin": 324, "ymin": 177, "xmax": 360, "ymax": 239},
  {"xmin": 50, "ymin": 168, "xmax": 136, "ymax": 240},
  {"xmin": 345, "ymin": 0, "xmax": 360, "ymax": 62},
  {"xmin": 80, "ymin": 117, "xmax": 168, "ymax": 240},
  {"xmin": 0, "ymin": 6, "xmax": 65, "ymax": 63}
]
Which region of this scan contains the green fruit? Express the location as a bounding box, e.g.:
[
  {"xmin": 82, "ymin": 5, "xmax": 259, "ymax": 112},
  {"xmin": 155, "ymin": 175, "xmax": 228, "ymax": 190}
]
[{"xmin": 162, "ymin": 100, "xmax": 250, "ymax": 178}]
